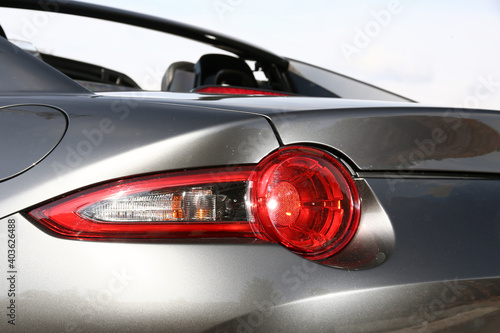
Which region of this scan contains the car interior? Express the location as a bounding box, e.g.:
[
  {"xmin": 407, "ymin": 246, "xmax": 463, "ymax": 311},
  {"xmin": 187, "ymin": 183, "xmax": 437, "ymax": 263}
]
[
  {"xmin": 0, "ymin": 14, "xmax": 406, "ymax": 101},
  {"xmin": 0, "ymin": 16, "xmax": 351, "ymax": 98},
  {"xmin": 0, "ymin": 20, "xmax": 289, "ymax": 95},
  {"xmin": 161, "ymin": 54, "xmax": 276, "ymax": 94},
  {"xmin": 161, "ymin": 61, "xmax": 195, "ymax": 92}
]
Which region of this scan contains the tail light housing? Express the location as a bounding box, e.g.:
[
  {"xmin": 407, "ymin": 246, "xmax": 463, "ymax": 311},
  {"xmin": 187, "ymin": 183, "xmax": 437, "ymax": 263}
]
[
  {"xmin": 29, "ymin": 168, "xmax": 256, "ymax": 239},
  {"xmin": 29, "ymin": 146, "xmax": 360, "ymax": 261},
  {"xmin": 248, "ymin": 147, "xmax": 360, "ymax": 260}
]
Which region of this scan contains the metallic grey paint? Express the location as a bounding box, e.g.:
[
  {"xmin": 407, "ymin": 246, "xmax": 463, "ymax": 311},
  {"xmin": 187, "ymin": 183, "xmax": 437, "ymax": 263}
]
[
  {"xmin": 2, "ymin": 179, "xmax": 499, "ymax": 332},
  {"xmin": 0, "ymin": 105, "xmax": 67, "ymax": 181},
  {"xmin": 0, "ymin": 95, "xmax": 279, "ymax": 219},
  {"xmin": 0, "ymin": 37, "xmax": 88, "ymax": 94},
  {"xmin": 1, "ymin": 94, "xmax": 499, "ymax": 332},
  {"xmin": 0, "ymin": 2, "xmax": 499, "ymax": 332}
]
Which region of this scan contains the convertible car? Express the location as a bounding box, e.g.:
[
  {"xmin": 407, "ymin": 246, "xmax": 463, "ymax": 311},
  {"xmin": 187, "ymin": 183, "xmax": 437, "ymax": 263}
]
[{"xmin": 1, "ymin": 1, "xmax": 499, "ymax": 332}]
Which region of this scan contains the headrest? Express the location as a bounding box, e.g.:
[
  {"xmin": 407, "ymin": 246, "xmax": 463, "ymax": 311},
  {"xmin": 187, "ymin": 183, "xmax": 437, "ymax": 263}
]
[
  {"xmin": 194, "ymin": 54, "xmax": 257, "ymax": 88},
  {"xmin": 161, "ymin": 61, "xmax": 195, "ymax": 92}
]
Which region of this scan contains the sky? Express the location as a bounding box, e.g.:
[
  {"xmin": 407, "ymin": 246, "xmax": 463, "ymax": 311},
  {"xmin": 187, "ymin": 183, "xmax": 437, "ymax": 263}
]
[{"xmin": 1, "ymin": 0, "xmax": 500, "ymax": 110}]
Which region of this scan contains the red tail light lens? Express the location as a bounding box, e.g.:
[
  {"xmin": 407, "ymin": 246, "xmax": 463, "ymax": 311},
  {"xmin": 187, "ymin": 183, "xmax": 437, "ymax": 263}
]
[
  {"xmin": 194, "ymin": 86, "xmax": 291, "ymax": 96},
  {"xmin": 29, "ymin": 147, "xmax": 359, "ymax": 260},
  {"xmin": 29, "ymin": 168, "xmax": 257, "ymax": 239},
  {"xmin": 248, "ymin": 147, "xmax": 360, "ymax": 260}
]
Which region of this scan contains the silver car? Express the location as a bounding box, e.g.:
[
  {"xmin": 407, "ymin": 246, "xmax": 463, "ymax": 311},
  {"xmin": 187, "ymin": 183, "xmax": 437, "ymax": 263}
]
[{"xmin": 1, "ymin": 1, "xmax": 499, "ymax": 332}]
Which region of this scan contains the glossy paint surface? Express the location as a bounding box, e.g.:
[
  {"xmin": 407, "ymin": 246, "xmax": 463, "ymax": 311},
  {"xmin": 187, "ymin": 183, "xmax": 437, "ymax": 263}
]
[
  {"xmin": 0, "ymin": 37, "xmax": 88, "ymax": 94},
  {"xmin": 0, "ymin": 2, "xmax": 499, "ymax": 331},
  {"xmin": 0, "ymin": 95, "xmax": 280, "ymax": 218},
  {"xmin": 180, "ymin": 97, "xmax": 500, "ymax": 174},
  {"xmin": 0, "ymin": 105, "xmax": 67, "ymax": 181},
  {"xmin": 1, "ymin": 179, "xmax": 499, "ymax": 332}
]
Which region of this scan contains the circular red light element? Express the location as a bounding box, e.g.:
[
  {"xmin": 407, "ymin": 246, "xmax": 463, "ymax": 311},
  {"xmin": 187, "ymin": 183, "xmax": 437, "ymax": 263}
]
[{"xmin": 249, "ymin": 146, "xmax": 360, "ymax": 260}]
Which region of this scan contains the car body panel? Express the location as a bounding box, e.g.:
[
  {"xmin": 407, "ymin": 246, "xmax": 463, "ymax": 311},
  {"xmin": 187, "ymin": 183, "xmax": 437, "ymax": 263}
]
[
  {"xmin": 210, "ymin": 278, "xmax": 500, "ymax": 332},
  {"xmin": 0, "ymin": 37, "xmax": 88, "ymax": 94},
  {"xmin": 0, "ymin": 95, "xmax": 280, "ymax": 218},
  {"xmin": 2, "ymin": 178, "xmax": 499, "ymax": 332},
  {"xmin": 264, "ymin": 107, "xmax": 500, "ymax": 174},
  {"xmin": 0, "ymin": 105, "xmax": 67, "ymax": 181},
  {"xmin": 0, "ymin": 1, "xmax": 499, "ymax": 332},
  {"xmin": 98, "ymin": 92, "xmax": 500, "ymax": 174},
  {"xmin": 0, "ymin": 94, "xmax": 499, "ymax": 332}
]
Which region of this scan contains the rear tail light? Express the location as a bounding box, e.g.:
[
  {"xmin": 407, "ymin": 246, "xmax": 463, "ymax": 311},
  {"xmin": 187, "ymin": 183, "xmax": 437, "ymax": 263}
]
[
  {"xmin": 194, "ymin": 86, "xmax": 292, "ymax": 96},
  {"xmin": 29, "ymin": 146, "xmax": 360, "ymax": 260},
  {"xmin": 248, "ymin": 147, "xmax": 360, "ymax": 260},
  {"xmin": 29, "ymin": 168, "xmax": 255, "ymax": 239}
]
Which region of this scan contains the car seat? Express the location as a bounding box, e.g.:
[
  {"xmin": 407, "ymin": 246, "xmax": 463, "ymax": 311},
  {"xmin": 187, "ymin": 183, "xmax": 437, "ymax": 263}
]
[
  {"xmin": 194, "ymin": 54, "xmax": 257, "ymax": 88},
  {"xmin": 161, "ymin": 61, "xmax": 195, "ymax": 92}
]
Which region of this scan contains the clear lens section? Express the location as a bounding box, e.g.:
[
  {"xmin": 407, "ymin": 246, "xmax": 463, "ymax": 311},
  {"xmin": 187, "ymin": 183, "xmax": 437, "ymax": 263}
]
[{"xmin": 78, "ymin": 184, "xmax": 247, "ymax": 223}]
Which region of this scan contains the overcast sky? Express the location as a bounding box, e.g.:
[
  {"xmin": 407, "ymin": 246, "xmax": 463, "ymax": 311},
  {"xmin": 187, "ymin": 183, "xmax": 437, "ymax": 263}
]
[{"xmin": 2, "ymin": 0, "xmax": 500, "ymax": 110}]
